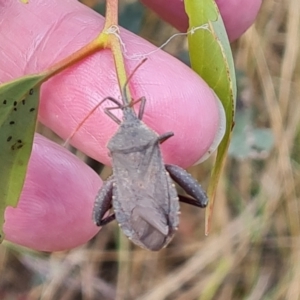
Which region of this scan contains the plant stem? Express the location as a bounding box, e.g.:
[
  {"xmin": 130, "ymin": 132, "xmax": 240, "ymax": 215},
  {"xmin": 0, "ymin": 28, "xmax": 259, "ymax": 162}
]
[
  {"xmin": 43, "ymin": 0, "xmax": 131, "ymax": 106},
  {"xmin": 104, "ymin": 0, "xmax": 131, "ymax": 105},
  {"xmin": 104, "ymin": 0, "xmax": 118, "ymax": 29}
]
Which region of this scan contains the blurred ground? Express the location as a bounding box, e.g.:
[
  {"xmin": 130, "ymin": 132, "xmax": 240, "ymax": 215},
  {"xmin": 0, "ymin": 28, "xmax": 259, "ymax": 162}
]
[{"xmin": 1, "ymin": 0, "xmax": 300, "ymax": 299}]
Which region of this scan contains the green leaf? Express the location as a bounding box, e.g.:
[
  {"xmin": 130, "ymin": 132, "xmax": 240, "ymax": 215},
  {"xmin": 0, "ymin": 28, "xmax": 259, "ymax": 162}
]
[
  {"xmin": 0, "ymin": 74, "xmax": 45, "ymax": 242},
  {"xmin": 0, "ymin": 28, "xmax": 109, "ymax": 243},
  {"xmin": 184, "ymin": 0, "xmax": 237, "ymax": 234}
]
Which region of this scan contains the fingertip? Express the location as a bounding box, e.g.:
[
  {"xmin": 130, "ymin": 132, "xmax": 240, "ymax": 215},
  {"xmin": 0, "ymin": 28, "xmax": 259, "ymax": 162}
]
[
  {"xmin": 140, "ymin": 0, "xmax": 262, "ymax": 41},
  {"xmin": 4, "ymin": 134, "xmax": 101, "ymax": 251}
]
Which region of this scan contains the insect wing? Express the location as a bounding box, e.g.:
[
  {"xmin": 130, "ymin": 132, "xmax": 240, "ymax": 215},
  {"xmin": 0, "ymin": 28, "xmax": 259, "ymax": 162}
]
[{"xmin": 111, "ymin": 142, "xmax": 179, "ymax": 250}]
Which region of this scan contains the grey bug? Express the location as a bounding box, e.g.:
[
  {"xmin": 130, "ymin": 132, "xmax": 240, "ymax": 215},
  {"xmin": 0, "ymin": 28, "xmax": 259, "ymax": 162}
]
[{"xmin": 92, "ymin": 60, "xmax": 209, "ymax": 251}]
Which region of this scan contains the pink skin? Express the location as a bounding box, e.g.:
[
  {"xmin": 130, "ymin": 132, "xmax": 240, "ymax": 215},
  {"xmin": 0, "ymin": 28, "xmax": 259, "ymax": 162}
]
[
  {"xmin": 140, "ymin": 0, "xmax": 262, "ymax": 42},
  {"xmin": 4, "ymin": 134, "xmax": 101, "ymax": 251},
  {"xmin": 0, "ymin": 0, "xmax": 258, "ymax": 251}
]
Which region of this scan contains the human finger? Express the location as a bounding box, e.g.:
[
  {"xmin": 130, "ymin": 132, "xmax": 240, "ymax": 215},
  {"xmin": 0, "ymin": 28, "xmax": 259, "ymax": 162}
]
[
  {"xmin": 4, "ymin": 134, "xmax": 101, "ymax": 251},
  {"xmin": 140, "ymin": 0, "xmax": 262, "ymax": 41},
  {"xmin": 0, "ymin": 0, "xmax": 221, "ymax": 169}
]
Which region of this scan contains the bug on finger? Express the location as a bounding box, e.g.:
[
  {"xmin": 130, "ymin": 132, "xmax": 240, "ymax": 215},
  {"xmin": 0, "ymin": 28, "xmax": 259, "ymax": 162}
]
[{"xmin": 92, "ymin": 60, "xmax": 208, "ymax": 251}]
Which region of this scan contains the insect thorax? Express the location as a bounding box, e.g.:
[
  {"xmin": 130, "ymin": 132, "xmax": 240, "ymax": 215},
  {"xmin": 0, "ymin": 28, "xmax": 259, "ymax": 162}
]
[{"xmin": 107, "ymin": 119, "xmax": 159, "ymax": 153}]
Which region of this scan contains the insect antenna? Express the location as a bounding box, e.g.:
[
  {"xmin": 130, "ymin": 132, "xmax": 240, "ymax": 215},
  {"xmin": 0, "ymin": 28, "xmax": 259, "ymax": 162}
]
[
  {"xmin": 63, "ymin": 99, "xmax": 103, "ymax": 147},
  {"xmin": 122, "ymin": 58, "xmax": 147, "ymax": 106},
  {"xmin": 64, "ymin": 59, "xmax": 147, "ymax": 147}
]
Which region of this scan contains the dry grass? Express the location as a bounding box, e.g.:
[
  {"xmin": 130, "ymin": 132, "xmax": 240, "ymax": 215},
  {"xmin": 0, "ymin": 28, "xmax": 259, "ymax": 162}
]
[{"xmin": 1, "ymin": 0, "xmax": 300, "ymax": 299}]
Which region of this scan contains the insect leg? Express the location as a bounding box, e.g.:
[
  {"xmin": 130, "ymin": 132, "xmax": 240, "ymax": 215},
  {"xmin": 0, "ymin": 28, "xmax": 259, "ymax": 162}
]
[
  {"xmin": 93, "ymin": 177, "xmax": 115, "ymax": 226},
  {"xmin": 121, "ymin": 96, "xmax": 146, "ymax": 119},
  {"xmin": 65, "ymin": 97, "xmax": 123, "ymax": 144},
  {"xmin": 128, "ymin": 96, "xmax": 147, "ymax": 119},
  {"xmin": 165, "ymin": 164, "xmax": 208, "ymax": 208},
  {"xmin": 99, "ymin": 213, "xmax": 116, "ymax": 226},
  {"xmin": 178, "ymin": 195, "xmax": 205, "ymax": 208},
  {"xmin": 104, "ymin": 107, "xmax": 122, "ymax": 124},
  {"xmin": 158, "ymin": 132, "xmax": 174, "ymax": 144},
  {"xmin": 122, "ymin": 58, "xmax": 147, "ymax": 105},
  {"xmin": 102, "ymin": 96, "xmax": 123, "ymax": 108},
  {"xmin": 103, "ymin": 97, "xmax": 125, "ymax": 124}
]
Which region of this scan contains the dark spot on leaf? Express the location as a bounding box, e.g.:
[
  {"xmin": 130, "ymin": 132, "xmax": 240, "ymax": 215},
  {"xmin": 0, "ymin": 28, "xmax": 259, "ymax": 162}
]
[
  {"xmin": 13, "ymin": 101, "xmax": 17, "ymax": 106},
  {"xmin": 7, "ymin": 136, "xmax": 12, "ymax": 142},
  {"xmin": 30, "ymin": 108, "xmax": 35, "ymax": 112},
  {"xmin": 11, "ymin": 145, "xmax": 15, "ymax": 150},
  {"xmin": 9, "ymin": 121, "xmax": 15, "ymax": 125},
  {"xmin": 17, "ymin": 139, "xmax": 22, "ymax": 143},
  {"xmin": 29, "ymin": 89, "xmax": 34, "ymax": 95},
  {"xmin": 22, "ymin": 99, "xmax": 25, "ymax": 105},
  {"xmin": 3, "ymin": 100, "xmax": 7, "ymax": 105},
  {"xmin": 14, "ymin": 108, "xmax": 17, "ymax": 111},
  {"xmin": 17, "ymin": 144, "xmax": 23, "ymax": 149}
]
